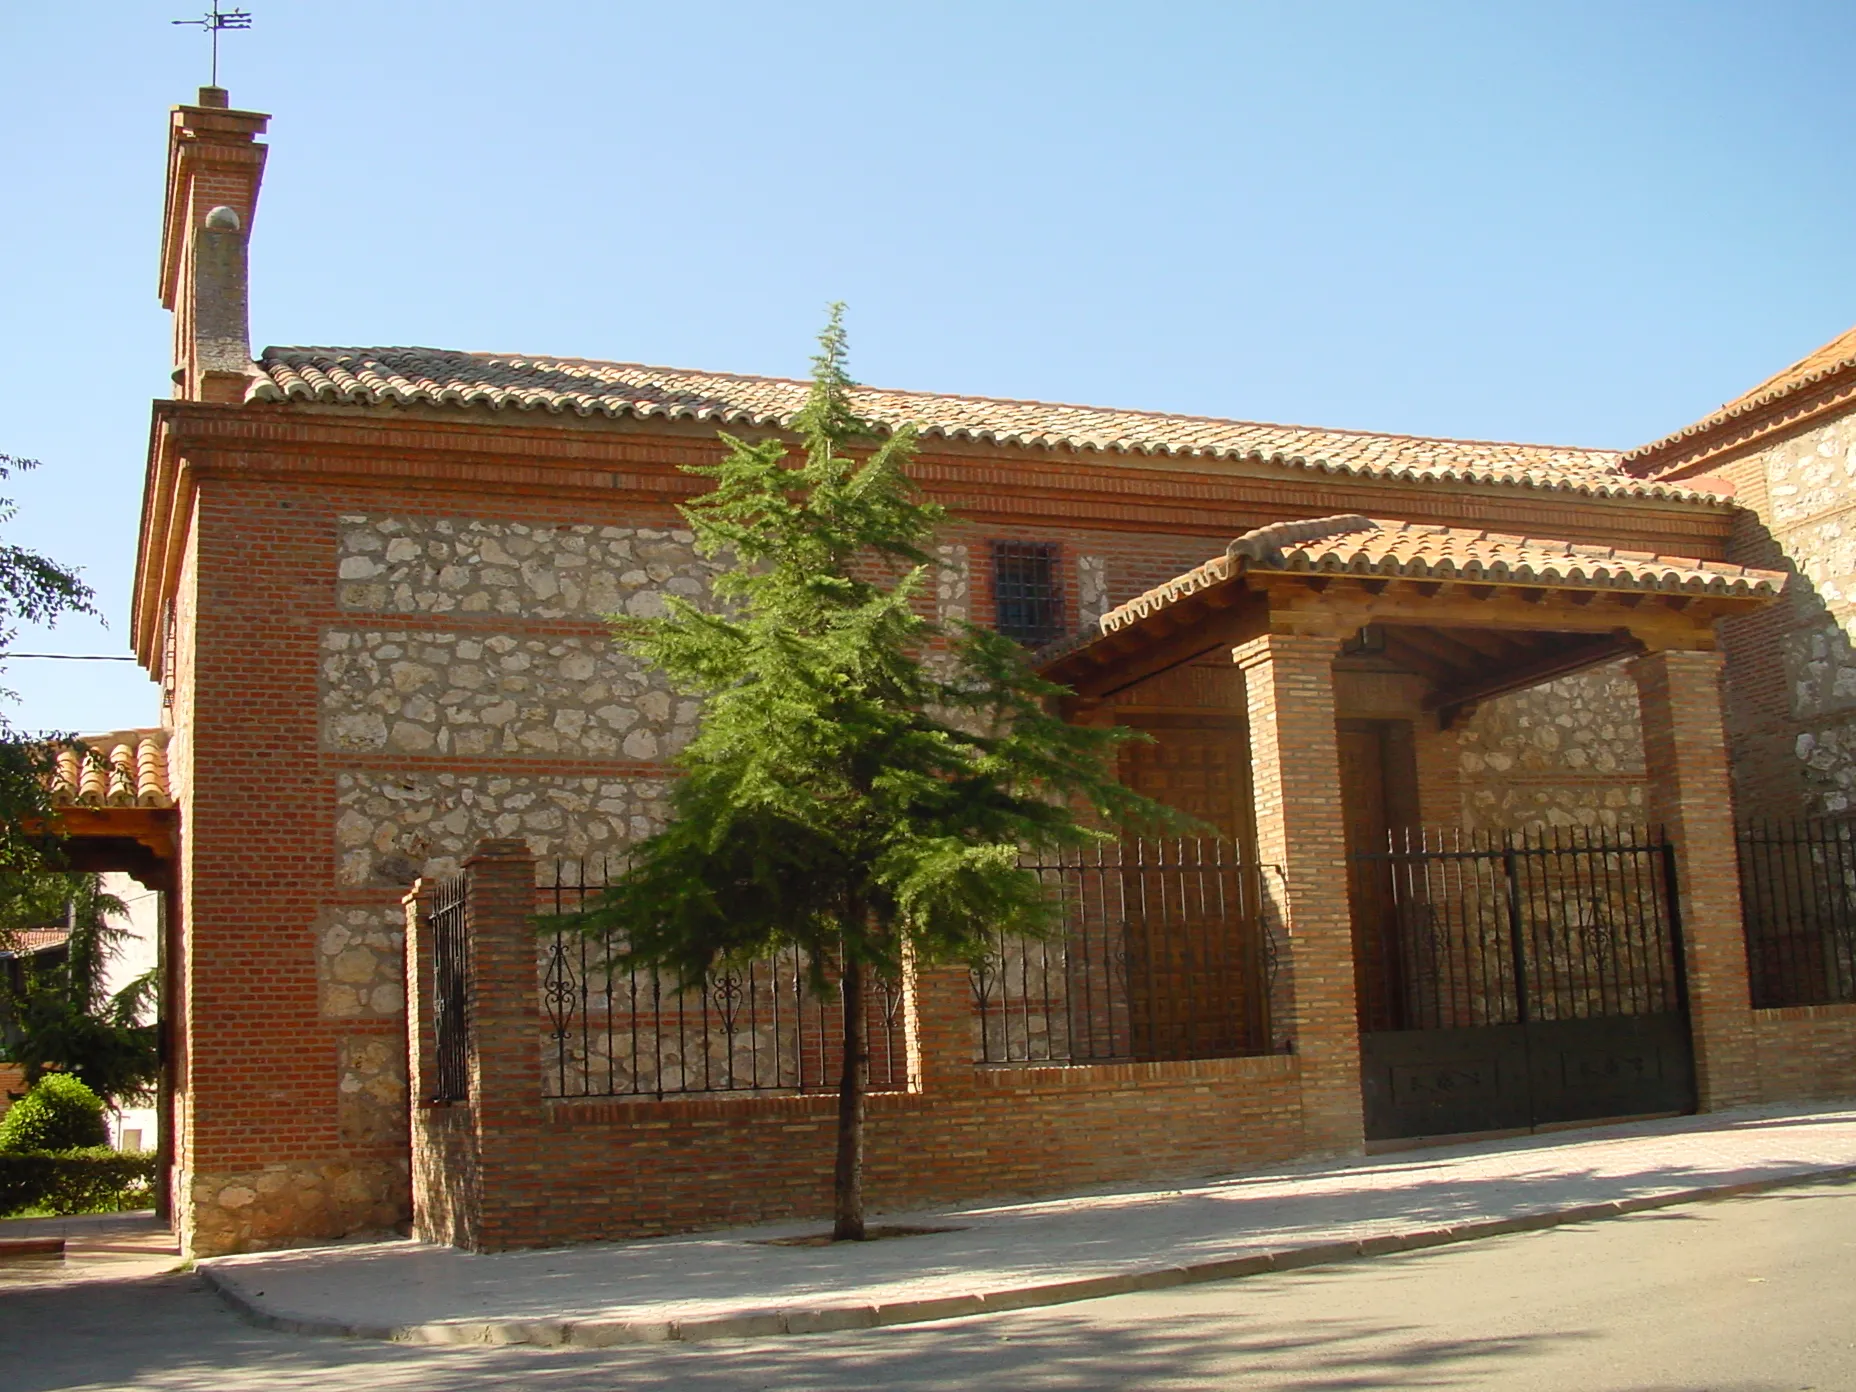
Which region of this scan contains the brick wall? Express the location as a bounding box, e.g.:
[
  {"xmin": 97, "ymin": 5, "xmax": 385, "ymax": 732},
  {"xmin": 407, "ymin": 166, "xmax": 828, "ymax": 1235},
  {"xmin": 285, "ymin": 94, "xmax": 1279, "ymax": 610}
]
[
  {"xmin": 410, "ymin": 846, "xmax": 1306, "ymax": 1251},
  {"xmin": 1752, "ymin": 1005, "xmax": 1856, "ymax": 1102},
  {"xmin": 1711, "ymin": 406, "xmax": 1856, "ymax": 820},
  {"xmin": 146, "ymin": 396, "xmax": 1855, "ymax": 1256}
]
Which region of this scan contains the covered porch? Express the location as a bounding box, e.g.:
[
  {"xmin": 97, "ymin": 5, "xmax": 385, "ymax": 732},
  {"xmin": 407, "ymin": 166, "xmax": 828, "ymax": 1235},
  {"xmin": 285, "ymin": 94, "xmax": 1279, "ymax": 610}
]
[
  {"xmin": 36, "ymin": 730, "xmax": 179, "ymax": 1214},
  {"xmin": 1042, "ymin": 515, "xmax": 1786, "ymax": 1147}
]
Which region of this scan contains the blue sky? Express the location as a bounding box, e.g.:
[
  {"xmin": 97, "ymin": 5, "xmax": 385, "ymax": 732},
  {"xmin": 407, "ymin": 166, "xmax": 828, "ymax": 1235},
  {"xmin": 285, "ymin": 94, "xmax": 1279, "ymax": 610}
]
[{"xmin": 1, "ymin": 1, "xmax": 1852, "ymax": 733}]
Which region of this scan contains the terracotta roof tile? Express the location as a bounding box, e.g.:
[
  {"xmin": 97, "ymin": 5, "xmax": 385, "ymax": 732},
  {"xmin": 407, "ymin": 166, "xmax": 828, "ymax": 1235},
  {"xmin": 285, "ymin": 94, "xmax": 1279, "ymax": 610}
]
[
  {"xmin": 1626, "ymin": 323, "xmax": 1856, "ymax": 471},
  {"xmin": 248, "ymin": 347, "xmax": 1721, "ymax": 503},
  {"xmin": 46, "ymin": 729, "xmax": 172, "ymax": 810},
  {"xmin": 3, "ymin": 928, "xmax": 70, "ymax": 956},
  {"xmin": 1092, "ymin": 515, "xmax": 1786, "ymax": 638}
]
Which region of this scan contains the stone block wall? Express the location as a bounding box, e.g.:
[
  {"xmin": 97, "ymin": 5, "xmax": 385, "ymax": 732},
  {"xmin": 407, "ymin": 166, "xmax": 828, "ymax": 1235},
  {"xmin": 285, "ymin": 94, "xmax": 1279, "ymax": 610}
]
[
  {"xmin": 1712, "ymin": 408, "xmax": 1856, "ymax": 817},
  {"xmin": 1456, "ymin": 662, "xmax": 1648, "ymax": 834}
]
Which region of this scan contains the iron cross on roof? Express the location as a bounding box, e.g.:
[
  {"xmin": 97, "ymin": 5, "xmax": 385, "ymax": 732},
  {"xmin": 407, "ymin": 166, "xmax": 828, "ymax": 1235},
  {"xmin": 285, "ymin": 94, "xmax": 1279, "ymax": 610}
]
[{"xmin": 172, "ymin": 1, "xmax": 252, "ymax": 88}]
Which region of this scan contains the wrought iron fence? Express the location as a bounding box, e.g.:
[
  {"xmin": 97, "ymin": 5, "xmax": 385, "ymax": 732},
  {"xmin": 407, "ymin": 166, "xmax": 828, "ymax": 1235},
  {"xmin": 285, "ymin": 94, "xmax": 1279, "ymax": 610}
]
[
  {"xmin": 1348, "ymin": 826, "xmax": 1683, "ymax": 1033},
  {"xmin": 972, "ymin": 839, "xmax": 1282, "ymax": 1065},
  {"xmin": 430, "ymin": 873, "xmax": 470, "ymax": 1103},
  {"xmin": 1737, "ymin": 817, "xmax": 1856, "ymax": 1009},
  {"xmin": 539, "ymin": 860, "xmax": 908, "ymax": 1100}
]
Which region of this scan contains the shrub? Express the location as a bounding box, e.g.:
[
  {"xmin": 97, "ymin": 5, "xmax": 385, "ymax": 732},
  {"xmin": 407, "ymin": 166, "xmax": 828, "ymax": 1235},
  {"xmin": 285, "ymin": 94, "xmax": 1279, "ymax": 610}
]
[
  {"xmin": 0, "ymin": 1073, "xmax": 108, "ymax": 1153},
  {"xmin": 0, "ymin": 1148, "xmax": 157, "ymax": 1217}
]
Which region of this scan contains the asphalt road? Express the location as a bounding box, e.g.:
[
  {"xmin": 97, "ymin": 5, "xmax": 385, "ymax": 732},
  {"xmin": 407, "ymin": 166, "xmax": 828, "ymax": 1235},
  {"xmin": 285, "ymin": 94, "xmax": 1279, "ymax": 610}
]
[{"xmin": 6, "ymin": 1180, "xmax": 1855, "ymax": 1392}]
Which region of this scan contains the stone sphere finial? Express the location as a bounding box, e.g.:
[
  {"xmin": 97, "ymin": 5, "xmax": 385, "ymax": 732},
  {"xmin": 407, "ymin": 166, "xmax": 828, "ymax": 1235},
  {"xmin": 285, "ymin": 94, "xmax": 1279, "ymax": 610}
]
[{"xmin": 204, "ymin": 205, "xmax": 241, "ymax": 232}]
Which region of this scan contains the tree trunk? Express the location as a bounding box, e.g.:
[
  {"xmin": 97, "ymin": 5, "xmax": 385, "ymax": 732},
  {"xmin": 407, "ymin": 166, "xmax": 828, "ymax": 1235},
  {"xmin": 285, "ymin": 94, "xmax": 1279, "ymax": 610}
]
[{"xmin": 832, "ymin": 955, "xmax": 868, "ymax": 1241}]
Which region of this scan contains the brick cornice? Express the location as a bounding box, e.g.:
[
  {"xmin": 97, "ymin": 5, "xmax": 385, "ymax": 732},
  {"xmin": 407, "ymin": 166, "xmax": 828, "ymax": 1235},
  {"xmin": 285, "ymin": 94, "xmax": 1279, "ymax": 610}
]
[
  {"xmin": 1631, "ymin": 368, "xmax": 1856, "ymax": 483},
  {"xmin": 133, "ymin": 397, "xmax": 1741, "ymax": 668}
]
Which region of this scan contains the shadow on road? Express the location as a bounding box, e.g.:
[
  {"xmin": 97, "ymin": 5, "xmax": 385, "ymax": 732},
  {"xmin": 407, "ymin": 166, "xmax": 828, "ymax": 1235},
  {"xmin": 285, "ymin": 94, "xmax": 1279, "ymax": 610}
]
[{"xmin": 0, "ymin": 1261, "xmax": 1585, "ymax": 1392}]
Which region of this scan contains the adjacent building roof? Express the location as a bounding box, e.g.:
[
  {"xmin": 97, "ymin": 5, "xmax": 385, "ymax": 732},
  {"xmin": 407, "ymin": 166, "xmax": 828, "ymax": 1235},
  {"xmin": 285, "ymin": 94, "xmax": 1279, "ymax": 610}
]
[
  {"xmin": 1626, "ymin": 322, "xmax": 1856, "ymax": 476},
  {"xmin": 247, "ymin": 346, "xmax": 1722, "ymax": 503},
  {"xmin": 46, "ymin": 730, "xmax": 172, "ymax": 810},
  {"xmin": 1094, "ymin": 515, "xmax": 1786, "ymax": 637}
]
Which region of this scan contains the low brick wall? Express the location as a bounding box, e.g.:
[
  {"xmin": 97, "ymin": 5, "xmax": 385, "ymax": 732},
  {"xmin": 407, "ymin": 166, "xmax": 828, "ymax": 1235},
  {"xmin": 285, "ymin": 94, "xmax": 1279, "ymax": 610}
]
[
  {"xmin": 407, "ymin": 839, "xmax": 1856, "ymax": 1253},
  {"xmin": 406, "ymin": 844, "xmax": 1313, "ymax": 1251},
  {"xmin": 417, "ymin": 1053, "xmax": 1304, "ymax": 1250},
  {"xmin": 0, "ymin": 1064, "xmax": 24, "ymax": 1120},
  {"xmin": 1752, "ymin": 1003, "xmax": 1856, "ymax": 1104}
]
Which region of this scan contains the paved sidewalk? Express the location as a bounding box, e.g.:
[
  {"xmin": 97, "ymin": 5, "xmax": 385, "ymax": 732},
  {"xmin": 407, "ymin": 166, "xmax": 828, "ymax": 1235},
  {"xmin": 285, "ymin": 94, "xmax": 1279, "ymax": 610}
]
[
  {"xmin": 0, "ymin": 1211, "xmax": 180, "ymax": 1287},
  {"xmin": 200, "ymin": 1102, "xmax": 1856, "ymax": 1347}
]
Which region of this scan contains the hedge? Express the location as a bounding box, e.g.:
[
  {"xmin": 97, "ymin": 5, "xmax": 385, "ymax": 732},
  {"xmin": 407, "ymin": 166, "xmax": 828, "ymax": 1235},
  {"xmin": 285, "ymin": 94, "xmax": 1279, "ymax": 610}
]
[
  {"xmin": 0, "ymin": 1074, "xmax": 109, "ymax": 1153},
  {"xmin": 0, "ymin": 1148, "xmax": 158, "ymax": 1217}
]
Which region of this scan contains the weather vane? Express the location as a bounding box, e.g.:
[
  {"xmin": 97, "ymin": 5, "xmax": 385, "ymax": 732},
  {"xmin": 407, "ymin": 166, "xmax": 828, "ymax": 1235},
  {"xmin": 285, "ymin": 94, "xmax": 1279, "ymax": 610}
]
[{"xmin": 173, "ymin": 1, "xmax": 252, "ymax": 89}]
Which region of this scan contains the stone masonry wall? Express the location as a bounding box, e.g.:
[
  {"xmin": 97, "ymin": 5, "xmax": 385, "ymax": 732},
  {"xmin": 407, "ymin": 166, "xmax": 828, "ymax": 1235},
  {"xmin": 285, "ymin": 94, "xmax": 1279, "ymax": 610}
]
[
  {"xmin": 327, "ymin": 513, "xmax": 707, "ymax": 889},
  {"xmin": 320, "ymin": 629, "xmax": 699, "ymax": 761},
  {"xmin": 1715, "ymin": 412, "xmax": 1856, "ymax": 815},
  {"xmin": 336, "ymin": 516, "xmax": 724, "ymax": 620},
  {"xmin": 1456, "ymin": 662, "xmax": 1647, "ymax": 834},
  {"xmin": 336, "ymin": 772, "xmax": 672, "ymax": 887}
]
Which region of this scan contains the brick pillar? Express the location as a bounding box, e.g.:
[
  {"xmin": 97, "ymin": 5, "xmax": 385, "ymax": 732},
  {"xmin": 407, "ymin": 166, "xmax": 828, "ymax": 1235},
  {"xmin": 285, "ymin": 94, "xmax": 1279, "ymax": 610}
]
[
  {"xmin": 402, "ymin": 876, "xmax": 476, "ymax": 1248},
  {"xmin": 910, "ymin": 963, "xmax": 976, "ymax": 1092},
  {"xmin": 401, "ymin": 880, "xmax": 436, "ymax": 1111},
  {"xmin": 1628, "ymin": 650, "xmax": 1760, "ymax": 1109},
  {"xmin": 1234, "ymin": 633, "xmax": 1364, "ymax": 1156},
  {"xmin": 462, "ymin": 838, "xmax": 544, "ymax": 1249}
]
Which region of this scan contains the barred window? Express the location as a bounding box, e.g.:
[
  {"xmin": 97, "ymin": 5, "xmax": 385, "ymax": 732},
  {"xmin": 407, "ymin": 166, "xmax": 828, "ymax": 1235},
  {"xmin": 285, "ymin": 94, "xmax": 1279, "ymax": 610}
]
[
  {"xmin": 992, "ymin": 542, "xmax": 1064, "ymax": 646},
  {"xmin": 160, "ymin": 601, "xmax": 178, "ymax": 716}
]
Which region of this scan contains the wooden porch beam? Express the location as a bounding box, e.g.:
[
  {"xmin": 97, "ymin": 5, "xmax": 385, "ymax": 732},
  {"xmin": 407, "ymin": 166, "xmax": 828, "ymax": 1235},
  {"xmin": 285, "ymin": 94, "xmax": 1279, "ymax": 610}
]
[
  {"xmin": 1260, "ymin": 577, "xmax": 1729, "ymax": 646},
  {"xmin": 1426, "ymin": 630, "xmax": 1644, "ymax": 728},
  {"xmin": 1055, "ymin": 593, "xmax": 1270, "ymax": 698}
]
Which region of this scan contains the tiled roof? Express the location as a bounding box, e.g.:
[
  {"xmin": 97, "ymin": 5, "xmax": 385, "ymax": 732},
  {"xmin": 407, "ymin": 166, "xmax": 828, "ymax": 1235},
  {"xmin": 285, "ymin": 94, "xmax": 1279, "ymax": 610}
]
[
  {"xmin": 1094, "ymin": 515, "xmax": 1786, "ymax": 637},
  {"xmin": 247, "ymin": 346, "xmax": 1720, "ymax": 503},
  {"xmin": 46, "ymin": 730, "xmax": 172, "ymax": 810},
  {"xmin": 1626, "ymin": 323, "xmax": 1856, "ymax": 472},
  {"xmin": 1, "ymin": 928, "xmax": 70, "ymax": 957}
]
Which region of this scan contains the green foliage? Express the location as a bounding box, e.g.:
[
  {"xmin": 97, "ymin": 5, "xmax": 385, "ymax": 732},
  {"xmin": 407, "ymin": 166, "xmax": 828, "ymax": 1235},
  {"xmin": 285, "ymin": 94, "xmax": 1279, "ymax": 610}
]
[
  {"xmin": 0, "ymin": 1073, "xmax": 108, "ymax": 1153},
  {"xmin": 550, "ymin": 307, "xmax": 1180, "ymax": 992},
  {"xmin": 0, "ymin": 454, "xmax": 97, "ymax": 874},
  {"xmin": 0, "ymin": 872, "xmax": 157, "ymax": 1108},
  {"xmin": 546, "ymin": 308, "xmax": 1186, "ymax": 1235},
  {"xmin": 0, "ymin": 1147, "xmax": 157, "ymax": 1217}
]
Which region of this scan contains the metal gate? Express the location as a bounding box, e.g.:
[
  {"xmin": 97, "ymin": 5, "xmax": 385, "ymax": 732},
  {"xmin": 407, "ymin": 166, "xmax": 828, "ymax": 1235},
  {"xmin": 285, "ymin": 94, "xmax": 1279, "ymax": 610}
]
[{"xmin": 1351, "ymin": 827, "xmax": 1695, "ymax": 1141}]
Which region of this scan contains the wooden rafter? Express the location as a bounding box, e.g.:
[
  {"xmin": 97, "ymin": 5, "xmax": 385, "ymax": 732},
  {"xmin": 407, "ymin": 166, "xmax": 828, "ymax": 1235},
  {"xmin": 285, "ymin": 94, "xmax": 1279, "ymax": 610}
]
[{"xmin": 1425, "ymin": 629, "xmax": 1643, "ymax": 727}]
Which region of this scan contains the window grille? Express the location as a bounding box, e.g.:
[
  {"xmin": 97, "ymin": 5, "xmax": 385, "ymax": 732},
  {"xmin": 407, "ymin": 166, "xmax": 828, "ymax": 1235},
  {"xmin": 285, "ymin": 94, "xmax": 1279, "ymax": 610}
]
[
  {"xmin": 992, "ymin": 542, "xmax": 1063, "ymax": 646},
  {"xmin": 160, "ymin": 602, "xmax": 178, "ymax": 716}
]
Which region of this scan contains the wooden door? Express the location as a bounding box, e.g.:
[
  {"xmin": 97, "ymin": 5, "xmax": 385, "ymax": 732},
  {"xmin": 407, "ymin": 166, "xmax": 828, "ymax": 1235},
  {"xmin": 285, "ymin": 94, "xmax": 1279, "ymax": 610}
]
[
  {"xmin": 1116, "ymin": 715, "xmax": 1262, "ymax": 1057},
  {"xmin": 1117, "ymin": 715, "xmax": 1252, "ymax": 847}
]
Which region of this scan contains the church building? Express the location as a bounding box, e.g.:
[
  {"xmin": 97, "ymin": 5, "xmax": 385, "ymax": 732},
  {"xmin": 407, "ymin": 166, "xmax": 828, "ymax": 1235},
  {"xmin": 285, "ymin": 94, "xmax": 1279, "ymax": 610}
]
[{"xmin": 65, "ymin": 87, "xmax": 1856, "ymax": 1256}]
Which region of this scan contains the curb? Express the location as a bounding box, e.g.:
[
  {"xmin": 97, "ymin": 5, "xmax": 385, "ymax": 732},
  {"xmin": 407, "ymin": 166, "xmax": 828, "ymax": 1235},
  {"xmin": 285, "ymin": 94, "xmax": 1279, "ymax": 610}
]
[
  {"xmin": 199, "ymin": 1164, "xmax": 1856, "ymax": 1347},
  {"xmin": 0, "ymin": 1237, "xmax": 64, "ymax": 1261}
]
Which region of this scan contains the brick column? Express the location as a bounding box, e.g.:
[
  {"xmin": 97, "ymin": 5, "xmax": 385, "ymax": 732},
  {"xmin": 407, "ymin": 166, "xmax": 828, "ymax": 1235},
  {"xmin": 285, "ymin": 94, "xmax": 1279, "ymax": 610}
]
[
  {"xmin": 910, "ymin": 963, "xmax": 976, "ymax": 1092},
  {"xmin": 462, "ymin": 838, "xmax": 545, "ymax": 1249},
  {"xmin": 401, "ymin": 880, "xmax": 436, "ymax": 1110},
  {"xmin": 401, "ymin": 876, "xmax": 475, "ymax": 1247},
  {"xmin": 1628, "ymin": 650, "xmax": 1760, "ymax": 1109},
  {"xmin": 1234, "ymin": 633, "xmax": 1364, "ymax": 1156}
]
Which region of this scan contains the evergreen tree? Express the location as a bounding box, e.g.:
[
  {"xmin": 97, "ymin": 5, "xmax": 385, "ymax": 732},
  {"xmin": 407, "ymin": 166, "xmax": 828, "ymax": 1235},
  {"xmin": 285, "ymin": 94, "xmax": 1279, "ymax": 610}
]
[
  {"xmin": 552, "ymin": 309, "xmax": 1178, "ymax": 1238},
  {"xmin": 0, "ymin": 872, "xmax": 158, "ymax": 1109}
]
